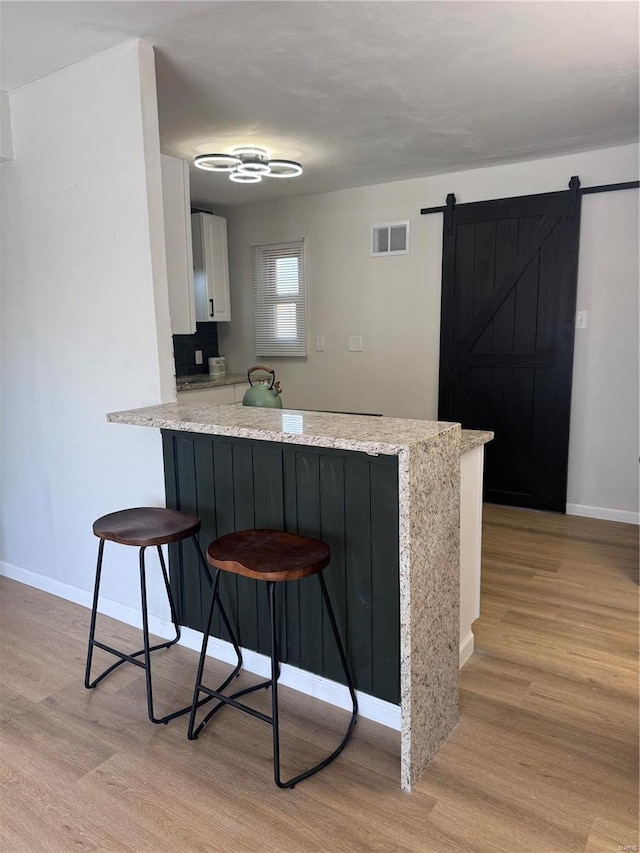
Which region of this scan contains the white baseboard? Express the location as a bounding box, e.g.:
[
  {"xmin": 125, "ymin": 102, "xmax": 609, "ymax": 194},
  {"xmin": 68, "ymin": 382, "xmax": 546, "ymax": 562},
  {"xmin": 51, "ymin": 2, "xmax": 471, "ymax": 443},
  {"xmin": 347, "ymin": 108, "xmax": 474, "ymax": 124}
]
[
  {"xmin": 459, "ymin": 631, "xmax": 474, "ymax": 669},
  {"xmin": 178, "ymin": 626, "xmax": 401, "ymax": 730},
  {"xmin": 0, "ymin": 560, "xmax": 147, "ymax": 629},
  {"xmin": 0, "ymin": 560, "xmax": 401, "ymax": 730},
  {"xmin": 566, "ymin": 503, "xmax": 639, "ymax": 525}
]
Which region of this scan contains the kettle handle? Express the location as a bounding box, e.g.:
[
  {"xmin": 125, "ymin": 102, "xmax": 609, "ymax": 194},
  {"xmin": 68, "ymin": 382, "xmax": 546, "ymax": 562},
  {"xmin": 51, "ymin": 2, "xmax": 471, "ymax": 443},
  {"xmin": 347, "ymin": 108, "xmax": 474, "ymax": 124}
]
[{"xmin": 247, "ymin": 365, "xmax": 276, "ymax": 389}]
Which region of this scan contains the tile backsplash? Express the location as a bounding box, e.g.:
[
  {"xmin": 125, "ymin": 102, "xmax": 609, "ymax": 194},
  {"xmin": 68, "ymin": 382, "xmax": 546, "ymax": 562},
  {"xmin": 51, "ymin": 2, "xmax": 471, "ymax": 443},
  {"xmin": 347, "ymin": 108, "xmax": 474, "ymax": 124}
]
[{"xmin": 172, "ymin": 323, "xmax": 219, "ymax": 376}]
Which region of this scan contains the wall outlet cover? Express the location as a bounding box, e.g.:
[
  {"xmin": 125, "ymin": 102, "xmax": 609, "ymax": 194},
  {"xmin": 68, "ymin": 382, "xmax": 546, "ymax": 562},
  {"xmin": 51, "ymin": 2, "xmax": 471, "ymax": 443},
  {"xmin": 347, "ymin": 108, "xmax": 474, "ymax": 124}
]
[{"xmin": 348, "ymin": 336, "xmax": 363, "ymax": 352}]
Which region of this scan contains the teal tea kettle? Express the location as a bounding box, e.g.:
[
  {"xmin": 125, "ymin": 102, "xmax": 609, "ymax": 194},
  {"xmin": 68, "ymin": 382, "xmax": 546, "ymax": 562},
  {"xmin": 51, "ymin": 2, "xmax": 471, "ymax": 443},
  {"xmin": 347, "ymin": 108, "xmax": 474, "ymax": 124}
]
[{"xmin": 242, "ymin": 365, "xmax": 283, "ymax": 408}]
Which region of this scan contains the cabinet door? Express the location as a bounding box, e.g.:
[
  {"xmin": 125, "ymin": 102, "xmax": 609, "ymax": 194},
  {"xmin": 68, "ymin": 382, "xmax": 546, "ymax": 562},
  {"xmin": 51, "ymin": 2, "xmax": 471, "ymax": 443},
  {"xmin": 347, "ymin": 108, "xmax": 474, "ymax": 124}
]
[
  {"xmin": 161, "ymin": 155, "xmax": 196, "ymax": 335},
  {"xmin": 177, "ymin": 385, "xmax": 236, "ymax": 404},
  {"xmin": 192, "ymin": 213, "xmax": 231, "ymax": 323}
]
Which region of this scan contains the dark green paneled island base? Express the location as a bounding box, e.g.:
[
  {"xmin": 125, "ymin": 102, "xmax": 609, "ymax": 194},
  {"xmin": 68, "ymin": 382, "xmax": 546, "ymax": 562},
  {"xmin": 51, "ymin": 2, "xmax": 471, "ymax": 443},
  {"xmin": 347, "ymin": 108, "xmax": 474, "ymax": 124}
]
[{"xmin": 162, "ymin": 430, "xmax": 401, "ymax": 703}]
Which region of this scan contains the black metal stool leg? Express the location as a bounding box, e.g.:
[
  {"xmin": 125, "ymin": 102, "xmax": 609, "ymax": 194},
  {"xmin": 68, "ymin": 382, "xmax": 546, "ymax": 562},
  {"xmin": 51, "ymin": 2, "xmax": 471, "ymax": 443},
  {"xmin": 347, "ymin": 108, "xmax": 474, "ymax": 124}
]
[
  {"xmin": 268, "ymin": 581, "xmax": 284, "ymax": 787},
  {"xmin": 188, "ymin": 567, "xmax": 222, "ymax": 739},
  {"xmin": 84, "ymin": 538, "xmax": 105, "ymax": 689},
  {"xmin": 141, "ymin": 545, "xmax": 210, "ymax": 726},
  {"xmin": 85, "ymin": 540, "xmax": 202, "ymax": 724},
  {"xmin": 188, "ymin": 567, "xmax": 250, "ymax": 739},
  {"xmin": 271, "ymin": 571, "xmax": 358, "ymax": 789},
  {"xmin": 190, "ymin": 535, "xmax": 243, "ymax": 669},
  {"xmin": 139, "ymin": 545, "xmax": 162, "ymax": 723},
  {"xmin": 84, "ymin": 541, "xmax": 179, "ymax": 693},
  {"xmin": 318, "ymin": 572, "xmax": 359, "ymax": 719},
  {"xmin": 156, "ymin": 544, "xmax": 180, "ymax": 647}
]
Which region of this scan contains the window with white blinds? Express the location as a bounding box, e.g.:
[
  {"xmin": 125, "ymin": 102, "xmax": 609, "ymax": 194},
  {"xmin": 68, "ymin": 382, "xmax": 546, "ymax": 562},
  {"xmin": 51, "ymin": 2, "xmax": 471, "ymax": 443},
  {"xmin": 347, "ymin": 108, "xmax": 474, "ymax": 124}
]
[{"xmin": 253, "ymin": 239, "xmax": 307, "ymax": 357}]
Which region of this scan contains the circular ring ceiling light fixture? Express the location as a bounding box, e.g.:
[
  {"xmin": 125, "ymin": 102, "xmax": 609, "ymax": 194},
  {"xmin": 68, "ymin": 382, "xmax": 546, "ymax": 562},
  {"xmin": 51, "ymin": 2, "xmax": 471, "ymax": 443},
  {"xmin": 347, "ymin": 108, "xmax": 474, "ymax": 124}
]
[
  {"xmin": 267, "ymin": 160, "xmax": 304, "ymax": 178},
  {"xmin": 194, "ymin": 154, "xmax": 241, "ymax": 172},
  {"xmin": 229, "ymin": 171, "xmax": 262, "ymax": 184},
  {"xmin": 195, "ymin": 146, "xmax": 303, "ymax": 183}
]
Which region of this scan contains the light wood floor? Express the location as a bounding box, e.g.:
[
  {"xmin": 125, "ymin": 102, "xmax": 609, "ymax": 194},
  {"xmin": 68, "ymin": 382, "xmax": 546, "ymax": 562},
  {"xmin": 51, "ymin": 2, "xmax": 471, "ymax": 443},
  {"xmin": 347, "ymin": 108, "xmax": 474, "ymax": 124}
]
[{"xmin": 1, "ymin": 505, "xmax": 638, "ymax": 852}]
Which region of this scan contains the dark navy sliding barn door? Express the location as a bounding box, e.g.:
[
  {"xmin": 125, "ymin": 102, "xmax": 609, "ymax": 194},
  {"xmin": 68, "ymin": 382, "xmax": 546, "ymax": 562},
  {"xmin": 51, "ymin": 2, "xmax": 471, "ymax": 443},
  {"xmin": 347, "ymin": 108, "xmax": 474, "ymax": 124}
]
[{"xmin": 438, "ymin": 186, "xmax": 581, "ymax": 512}]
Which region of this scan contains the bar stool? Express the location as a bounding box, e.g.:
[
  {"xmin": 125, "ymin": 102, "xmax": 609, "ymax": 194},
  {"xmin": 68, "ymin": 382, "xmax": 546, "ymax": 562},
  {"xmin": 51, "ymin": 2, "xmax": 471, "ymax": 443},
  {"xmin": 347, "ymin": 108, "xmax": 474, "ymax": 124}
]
[
  {"xmin": 84, "ymin": 507, "xmax": 242, "ymax": 725},
  {"xmin": 188, "ymin": 528, "xmax": 358, "ymax": 789}
]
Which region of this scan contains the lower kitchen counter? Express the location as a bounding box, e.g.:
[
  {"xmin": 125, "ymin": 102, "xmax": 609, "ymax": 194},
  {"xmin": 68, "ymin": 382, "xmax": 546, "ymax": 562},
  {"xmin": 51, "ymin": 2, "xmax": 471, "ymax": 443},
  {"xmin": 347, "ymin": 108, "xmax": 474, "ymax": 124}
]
[
  {"xmin": 176, "ymin": 375, "xmax": 250, "ymax": 404},
  {"xmin": 175, "ymin": 373, "xmax": 248, "ymax": 392}
]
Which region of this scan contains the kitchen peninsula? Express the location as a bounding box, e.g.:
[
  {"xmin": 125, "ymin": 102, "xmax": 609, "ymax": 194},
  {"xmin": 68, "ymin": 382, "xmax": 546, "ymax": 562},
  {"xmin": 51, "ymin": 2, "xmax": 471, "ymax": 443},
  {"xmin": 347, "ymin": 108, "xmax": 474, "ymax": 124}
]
[{"xmin": 107, "ymin": 401, "xmax": 492, "ymax": 790}]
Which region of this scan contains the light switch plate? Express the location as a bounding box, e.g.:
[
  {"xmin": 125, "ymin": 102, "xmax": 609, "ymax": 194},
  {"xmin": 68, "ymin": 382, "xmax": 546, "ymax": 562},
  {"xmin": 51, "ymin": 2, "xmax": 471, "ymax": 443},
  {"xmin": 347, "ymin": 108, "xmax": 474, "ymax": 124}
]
[
  {"xmin": 575, "ymin": 310, "xmax": 589, "ymax": 330},
  {"xmin": 316, "ymin": 336, "xmax": 325, "ymax": 352},
  {"xmin": 348, "ymin": 336, "xmax": 363, "ymax": 352}
]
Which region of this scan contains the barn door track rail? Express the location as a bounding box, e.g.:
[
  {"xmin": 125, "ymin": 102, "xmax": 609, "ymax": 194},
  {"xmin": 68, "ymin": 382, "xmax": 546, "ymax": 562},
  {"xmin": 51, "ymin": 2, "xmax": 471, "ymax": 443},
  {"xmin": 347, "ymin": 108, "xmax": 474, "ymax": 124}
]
[{"xmin": 420, "ymin": 177, "xmax": 640, "ymax": 221}]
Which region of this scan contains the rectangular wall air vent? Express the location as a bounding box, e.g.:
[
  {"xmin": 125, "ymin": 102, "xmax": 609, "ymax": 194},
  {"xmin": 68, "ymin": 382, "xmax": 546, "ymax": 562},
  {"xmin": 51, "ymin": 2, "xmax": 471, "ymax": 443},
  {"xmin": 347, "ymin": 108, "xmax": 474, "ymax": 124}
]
[{"xmin": 370, "ymin": 220, "xmax": 410, "ymax": 257}]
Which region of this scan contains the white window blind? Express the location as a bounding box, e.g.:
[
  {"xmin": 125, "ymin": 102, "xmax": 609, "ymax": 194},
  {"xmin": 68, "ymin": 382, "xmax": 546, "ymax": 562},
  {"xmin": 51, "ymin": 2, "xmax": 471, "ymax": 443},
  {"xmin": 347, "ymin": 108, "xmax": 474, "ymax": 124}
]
[{"xmin": 253, "ymin": 239, "xmax": 307, "ymax": 357}]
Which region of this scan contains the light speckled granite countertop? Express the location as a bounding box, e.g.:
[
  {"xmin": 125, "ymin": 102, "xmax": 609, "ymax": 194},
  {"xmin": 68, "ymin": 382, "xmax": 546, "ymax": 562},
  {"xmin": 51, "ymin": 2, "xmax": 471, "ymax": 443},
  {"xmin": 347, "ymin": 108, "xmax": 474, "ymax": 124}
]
[
  {"xmin": 108, "ymin": 401, "xmax": 492, "ymax": 456},
  {"xmin": 108, "ymin": 402, "xmax": 458, "ymax": 455},
  {"xmin": 175, "ymin": 373, "xmax": 247, "ymax": 392},
  {"xmin": 460, "ymin": 430, "xmax": 493, "ymax": 453}
]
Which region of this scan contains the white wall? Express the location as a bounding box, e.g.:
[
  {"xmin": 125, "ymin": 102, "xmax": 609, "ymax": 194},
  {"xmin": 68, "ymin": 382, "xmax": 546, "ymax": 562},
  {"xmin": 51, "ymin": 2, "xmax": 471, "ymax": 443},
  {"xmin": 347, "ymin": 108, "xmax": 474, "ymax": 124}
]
[
  {"xmin": 219, "ymin": 184, "xmax": 444, "ymax": 419},
  {"xmin": 219, "ymin": 144, "xmax": 639, "ymax": 516},
  {"xmin": 567, "ymin": 189, "xmax": 639, "ymax": 519},
  {"xmin": 0, "ymin": 90, "xmax": 13, "ymax": 162},
  {"xmin": 0, "ymin": 40, "xmax": 176, "ymax": 615}
]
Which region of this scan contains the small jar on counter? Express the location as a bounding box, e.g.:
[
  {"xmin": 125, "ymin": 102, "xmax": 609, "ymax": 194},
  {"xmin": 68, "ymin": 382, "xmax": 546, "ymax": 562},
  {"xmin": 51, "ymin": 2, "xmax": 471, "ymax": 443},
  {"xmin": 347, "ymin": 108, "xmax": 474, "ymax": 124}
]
[{"xmin": 208, "ymin": 356, "xmax": 226, "ymax": 379}]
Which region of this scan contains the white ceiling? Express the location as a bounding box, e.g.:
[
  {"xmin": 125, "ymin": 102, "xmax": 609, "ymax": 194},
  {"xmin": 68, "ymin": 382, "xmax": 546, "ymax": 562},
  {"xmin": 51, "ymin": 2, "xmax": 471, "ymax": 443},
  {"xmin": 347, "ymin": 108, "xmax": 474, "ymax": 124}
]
[{"xmin": 1, "ymin": 1, "xmax": 638, "ymax": 207}]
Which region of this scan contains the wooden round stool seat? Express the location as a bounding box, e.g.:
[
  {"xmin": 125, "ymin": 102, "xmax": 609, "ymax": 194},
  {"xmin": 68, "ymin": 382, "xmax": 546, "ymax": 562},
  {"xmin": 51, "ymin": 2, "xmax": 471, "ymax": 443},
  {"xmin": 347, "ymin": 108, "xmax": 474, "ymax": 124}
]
[
  {"xmin": 207, "ymin": 529, "xmax": 330, "ymax": 582},
  {"xmin": 93, "ymin": 507, "xmax": 201, "ymax": 547}
]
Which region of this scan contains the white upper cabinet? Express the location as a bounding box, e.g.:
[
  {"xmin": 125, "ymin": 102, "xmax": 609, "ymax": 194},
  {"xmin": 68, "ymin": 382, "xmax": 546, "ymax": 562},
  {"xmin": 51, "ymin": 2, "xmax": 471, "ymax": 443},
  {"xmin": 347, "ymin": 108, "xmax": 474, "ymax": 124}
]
[
  {"xmin": 160, "ymin": 154, "xmax": 196, "ymax": 335},
  {"xmin": 191, "ymin": 212, "xmax": 231, "ymax": 323}
]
